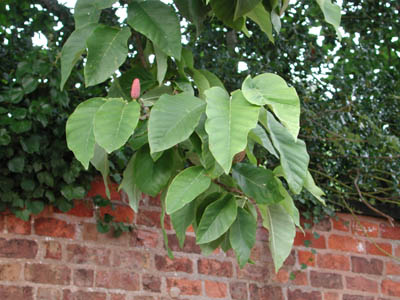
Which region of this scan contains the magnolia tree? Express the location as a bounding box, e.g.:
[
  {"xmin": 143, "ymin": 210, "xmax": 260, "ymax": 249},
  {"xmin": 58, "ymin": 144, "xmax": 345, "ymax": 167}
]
[{"xmin": 62, "ymin": 0, "xmax": 341, "ymax": 271}]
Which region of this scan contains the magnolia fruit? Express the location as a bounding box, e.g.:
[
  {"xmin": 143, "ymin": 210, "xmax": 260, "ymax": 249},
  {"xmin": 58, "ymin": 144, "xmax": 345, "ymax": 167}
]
[{"xmin": 130, "ymin": 78, "xmax": 140, "ymax": 99}]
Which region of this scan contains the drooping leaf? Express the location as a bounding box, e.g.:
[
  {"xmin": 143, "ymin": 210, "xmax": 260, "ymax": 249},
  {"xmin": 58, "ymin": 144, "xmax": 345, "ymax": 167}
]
[
  {"xmin": 259, "ymin": 203, "xmax": 296, "ymax": 272},
  {"xmin": 154, "ymin": 44, "xmax": 168, "ymax": 85},
  {"xmin": 171, "ymin": 201, "xmax": 195, "ymax": 248},
  {"xmin": 119, "ymin": 154, "xmax": 142, "ymax": 212},
  {"xmin": 274, "ymin": 177, "xmax": 300, "ymax": 227},
  {"xmin": 90, "ymin": 143, "xmax": 110, "ymax": 199},
  {"xmin": 248, "ymin": 124, "xmax": 278, "ymax": 158},
  {"xmin": 199, "ymin": 234, "xmax": 225, "ymax": 255},
  {"xmin": 85, "ymin": 25, "xmax": 131, "ymax": 87},
  {"xmin": 161, "ymin": 190, "xmax": 174, "ymax": 259},
  {"xmin": 265, "ymin": 110, "xmax": 309, "ymax": 194},
  {"xmin": 230, "ymin": 207, "xmax": 257, "ymax": 268},
  {"xmin": 304, "ymin": 170, "xmax": 326, "ymax": 205},
  {"xmin": 243, "ymin": 74, "xmax": 300, "ymax": 140},
  {"xmin": 232, "ymin": 163, "xmax": 283, "ymax": 204},
  {"xmin": 66, "ymin": 97, "xmax": 107, "ymax": 169},
  {"xmin": 148, "ymin": 93, "xmax": 205, "ymax": 153},
  {"xmin": 205, "ymin": 87, "xmax": 260, "ymax": 174},
  {"xmin": 246, "ymin": 3, "xmax": 274, "ymax": 42},
  {"xmin": 94, "ymin": 98, "xmax": 140, "ymax": 153},
  {"xmin": 234, "ymin": 0, "xmax": 261, "ymax": 20},
  {"xmin": 315, "ymin": 0, "xmax": 342, "ymax": 39},
  {"xmin": 127, "ymin": 0, "xmax": 181, "ymax": 59},
  {"xmin": 196, "ymin": 194, "xmax": 237, "ymax": 244},
  {"xmin": 74, "ymin": 0, "xmax": 117, "ymax": 28},
  {"xmin": 166, "ymin": 166, "xmax": 211, "ymax": 214}
]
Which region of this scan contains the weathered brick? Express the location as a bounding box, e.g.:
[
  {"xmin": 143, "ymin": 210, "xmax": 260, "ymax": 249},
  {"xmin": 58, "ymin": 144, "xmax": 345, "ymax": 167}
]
[
  {"xmin": 386, "ymin": 261, "xmax": 400, "ymax": 275},
  {"xmin": 96, "ymin": 270, "xmax": 139, "ymax": 291},
  {"xmin": 155, "ymin": 255, "xmax": 193, "ymax": 273},
  {"xmin": 328, "ymin": 234, "xmax": 364, "ymax": 253},
  {"xmin": 381, "ymin": 279, "xmax": 400, "ymax": 297},
  {"xmin": 198, "ymin": 258, "xmax": 233, "ymax": 277},
  {"xmin": 6, "ymin": 215, "xmax": 31, "ymax": 234},
  {"xmin": 81, "ymin": 222, "xmax": 130, "ymax": 246},
  {"xmin": 365, "ymin": 241, "xmax": 392, "ymax": 256},
  {"xmin": 273, "ymin": 268, "xmax": 289, "ymax": 284},
  {"xmin": 64, "ymin": 200, "xmax": 93, "ymax": 218},
  {"xmin": 343, "ymin": 295, "xmax": 374, "ymax": 300},
  {"xmin": 323, "ymin": 292, "xmax": 339, "ymax": 300},
  {"xmin": 100, "ymin": 204, "xmax": 134, "ymax": 223},
  {"xmin": 315, "ymin": 217, "xmax": 332, "ymax": 231},
  {"xmin": 168, "ymin": 234, "xmax": 201, "ymax": 254},
  {"xmin": 66, "ymin": 244, "xmax": 111, "ymax": 266},
  {"xmin": 298, "ymin": 250, "xmax": 315, "ymax": 267},
  {"xmin": 237, "ymin": 263, "xmax": 270, "ymax": 282},
  {"xmin": 167, "ymin": 277, "xmax": 202, "ymax": 296},
  {"xmin": 73, "ymin": 268, "xmax": 94, "ymax": 287},
  {"xmin": 111, "ymin": 294, "xmax": 126, "ymax": 300},
  {"xmin": 380, "ymin": 223, "xmax": 400, "ymax": 240},
  {"xmin": 250, "ymin": 242, "xmax": 271, "ymax": 262},
  {"xmin": 114, "ymin": 250, "xmax": 150, "ymax": 269},
  {"xmin": 287, "ymin": 289, "xmax": 322, "ymax": 300},
  {"xmin": 25, "ymin": 263, "xmax": 70, "ymax": 285},
  {"xmin": 230, "ymin": 281, "xmax": 248, "ymax": 300},
  {"xmin": 132, "ymin": 228, "xmax": 159, "ymax": 248},
  {"xmin": 346, "ymin": 275, "xmax": 378, "ymax": 293},
  {"xmin": 132, "ymin": 297, "xmax": 155, "ymax": 300},
  {"xmin": 0, "ymin": 285, "xmax": 33, "ymax": 300},
  {"xmin": 34, "ymin": 217, "xmax": 75, "ymax": 239},
  {"xmin": 0, "ymin": 263, "xmax": 21, "ymax": 281},
  {"xmin": 291, "ymin": 271, "xmax": 308, "ymax": 286},
  {"xmin": 37, "ymin": 287, "xmax": 62, "ymax": 300},
  {"xmin": 205, "ymin": 281, "xmax": 227, "ymax": 298},
  {"xmin": 43, "ymin": 241, "xmax": 62, "ymax": 260},
  {"xmin": 332, "ymin": 216, "xmax": 350, "ymax": 232},
  {"xmin": 142, "ymin": 274, "xmax": 161, "ymax": 292},
  {"xmin": 87, "ymin": 177, "xmax": 121, "ymax": 201},
  {"xmin": 63, "ymin": 290, "xmax": 107, "ymax": 300},
  {"xmin": 351, "ymin": 256, "xmax": 383, "ymax": 275},
  {"xmin": 148, "ymin": 194, "xmax": 161, "ymax": 206},
  {"xmin": 294, "ymin": 231, "xmax": 326, "ymax": 248},
  {"xmin": 352, "ymin": 221, "xmax": 379, "ymax": 237},
  {"xmin": 250, "ymin": 284, "xmax": 284, "ymax": 300},
  {"xmin": 0, "ymin": 238, "xmax": 38, "ymax": 258},
  {"xmin": 310, "ymin": 271, "xmax": 342, "ymax": 289},
  {"xmin": 256, "ymin": 227, "xmax": 269, "ymax": 242},
  {"xmin": 137, "ymin": 209, "xmax": 170, "ymax": 229},
  {"xmin": 317, "ymin": 253, "xmax": 350, "ymax": 271}
]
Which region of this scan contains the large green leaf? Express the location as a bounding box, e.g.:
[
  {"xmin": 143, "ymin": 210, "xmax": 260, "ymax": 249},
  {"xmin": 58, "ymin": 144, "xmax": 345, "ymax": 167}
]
[
  {"xmin": 304, "ymin": 170, "xmax": 326, "ymax": 205},
  {"xmin": 133, "ymin": 146, "xmax": 174, "ymax": 197},
  {"xmin": 171, "ymin": 201, "xmax": 195, "ymax": 248},
  {"xmin": 210, "ymin": 0, "xmax": 246, "ymax": 31},
  {"xmin": 74, "ymin": 0, "xmax": 117, "ymax": 28},
  {"xmin": 274, "ymin": 177, "xmax": 300, "ymax": 227},
  {"xmin": 232, "ymin": 163, "xmax": 283, "ymax": 204},
  {"xmin": 148, "ymin": 92, "xmax": 205, "ymax": 153},
  {"xmin": 205, "ymin": 87, "xmax": 260, "ymax": 174},
  {"xmin": 265, "ymin": 110, "xmax": 309, "ymax": 194},
  {"xmin": 246, "ymin": 3, "xmax": 274, "ymax": 42},
  {"xmin": 259, "ymin": 203, "xmax": 296, "ymax": 272},
  {"xmin": 248, "ymin": 124, "xmax": 278, "ymax": 158},
  {"xmin": 119, "ymin": 154, "xmax": 142, "ymax": 212},
  {"xmin": 90, "ymin": 143, "xmax": 111, "ymax": 199},
  {"xmin": 85, "ymin": 25, "xmax": 130, "ymax": 87},
  {"xmin": 234, "ymin": 0, "xmax": 261, "ymax": 20},
  {"xmin": 127, "ymin": 0, "xmax": 181, "ymax": 59},
  {"xmin": 66, "ymin": 97, "xmax": 106, "ymax": 169},
  {"xmin": 94, "ymin": 98, "xmax": 140, "ymax": 153},
  {"xmin": 315, "ymin": 0, "xmax": 342, "ymax": 39},
  {"xmin": 166, "ymin": 166, "xmax": 211, "ymax": 214},
  {"xmin": 60, "ymin": 23, "xmax": 99, "ymax": 90},
  {"xmin": 196, "ymin": 194, "xmax": 237, "ymax": 244},
  {"xmin": 243, "ymin": 74, "xmax": 300, "ymax": 140},
  {"xmin": 154, "ymin": 44, "xmax": 168, "ymax": 86}
]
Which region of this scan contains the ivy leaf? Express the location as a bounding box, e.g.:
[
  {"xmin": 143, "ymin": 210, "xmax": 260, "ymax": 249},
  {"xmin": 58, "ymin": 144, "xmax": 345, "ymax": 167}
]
[
  {"xmin": 196, "ymin": 194, "xmax": 237, "ymax": 244},
  {"xmin": 26, "ymin": 200, "xmax": 44, "ymax": 215},
  {"xmin": 61, "ymin": 185, "xmax": 86, "ymax": 201},
  {"xmin": 94, "ymin": 98, "xmax": 140, "ymax": 153},
  {"xmin": 119, "ymin": 154, "xmax": 142, "ymax": 212},
  {"xmin": 66, "ymin": 97, "xmax": 107, "ymax": 169},
  {"xmin": 259, "ymin": 203, "xmax": 296, "ymax": 272},
  {"xmin": 85, "ymin": 25, "xmax": 131, "ymax": 87},
  {"xmin": 8, "ymin": 157, "xmax": 25, "ymax": 173},
  {"xmin": 315, "ymin": 0, "xmax": 342, "ymax": 39},
  {"xmin": 304, "ymin": 171, "xmax": 326, "ymax": 205},
  {"xmin": 246, "ymin": 3, "xmax": 274, "ymax": 42},
  {"xmin": 148, "ymin": 93, "xmax": 205, "ymax": 153},
  {"xmin": 230, "ymin": 207, "xmax": 257, "ymax": 268},
  {"xmin": 166, "ymin": 166, "xmax": 211, "ymax": 214},
  {"xmin": 265, "ymin": 110, "xmax": 309, "ymax": 194},
  {"xmin": 171, "ymin": 201, "xmax": 195, "ymax": 248},
  {"xmin": 232, "ymin": 163, "xmax": 283, "ymax": 204},
  {"xmin": 127, "ymin": 0, "xmax": 181, "ymax": 59},
  {"xmin": 90, "ymin": 143, "xmax": 111, "ymax": 199},
  {"xmin": 242, "ymin": 74, "xmax": 300, "ymax": 140},
  {"xmin": 205, "ymin": 88, "xmax": 260, "ymax": 174}
]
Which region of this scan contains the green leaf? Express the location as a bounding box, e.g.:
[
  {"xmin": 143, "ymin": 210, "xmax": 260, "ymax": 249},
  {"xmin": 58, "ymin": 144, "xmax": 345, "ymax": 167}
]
[
  {"xmin": 230, "ymin": 207, "xmax": 257, "ymax": 268},
  {"xmin": 133, "ymin": 146, "xmax": 174, "ymax": 197},
  {"xmin": 232, "ymin": 163, "xmax": 283, "ymax": 204},
  {"xmin": 243, "ymin": 74, "xmax": 300, "ymax": 140},
  {"xmin": 249, "ymin": 125, "xmax": 278, "ymax": 158},
  {"xmin": 315, "ymin": 0, "xmax": 342, "ymax": 39},
  {"xmin": 60, "ymin": 23, "xmax": 99, "ymax": 90},
  {"xmin": 66, "ymin": 97, "xmax": 106, "ymax": 169},
  {"xmin": 304, "ymin": 171, "xmax": 326, "ymax": 205},
  {"xmin": 259, "ymin": 203, "xmax": 296, "ymax": 272},
  {"xmin": 171, "ymin": 201, "xmax": 195, "ymax": 248},
  {"xmin": 191, "ymin": 69, "xmax": 210, "ymax": 99},
  {"xmin": 74, "ymin": 0, "xmax": 117, "ymax": 28},
  {"xmin": 234, "ymin": 0, "xmax": 261, "ymax": 20},
  {"xmin": 85, "ymin": 25, "xmax": 131, "ymax": 87},
  {"xmin": 166, "ymin": 166, "xmax": 211, "ymax": 214},
  {"xmin": 20, "ymin": 135, "xmax": 41, "ymax": 154},
  {"xmin": 210, "ymin": 0, "xmax": 246, "ymax": 31},
  {"xmin": 0, "ymin": 129, "xmax": 11, "ymax": 146},
  {"xmin": 94, "ymin": 98, "xmax": 140, "ymax": 153},
  {"xmin": 161, "ymin": 190, "xmax": 174, "ymax": 259},
  {"xmin": 10, "ymin": 120, "xmax": 32, "ymax": 133},
  {"xmin": 127, "ymin": 0, "xmax": 181, "ymax": 59},
  {"xmin": 148, "ymin": 93, "xmax": 205, "ymax": 153},
  {"xmin": 90, "ymin": 143, "xmax": 110, "ymax": 199},
  {"xmin": 26, "ymin": 201, "xmax": 44, "ymax": 215},
  {"xmin": 119, "ymin": 154, "xmax": 142, "ymax": 212},
  {"xmin": 174, "ymin": 0, "xmax": 209, "ymax": 35},
  {"xmin": 274, "ymin": 177, "xmax": 300, "ymax": 227},
  {"xmin": 8, "ymin": 157, "xmax": 25, "ymax": 173},
  {"xmin": 199, "ymin": 234, "xmax": 225, "ymax": 255},
  {"xmin": 61, "ymin": 185, "xmax": 86, "ymax": 201},
  {"xmin": 154, "ymin": 44, "xmax": 168, "ymax": 85},
  {"xmin": 246, "ymin": 3, "xmax": 274, "ymax": 42},
  {"xmin": 205, "ymin": 88, "xmax": 260, "ymax": 174},
  {"xmin": 198, "ymin": 69, "xmax": 225, "ymax": 89},
  {"xmin": 266, "ymin": 110, "xmax": 309, "ymax": 194},
  {"xmin": 196, "ymin": 194, "xmax": 237, "ymax": 244}
]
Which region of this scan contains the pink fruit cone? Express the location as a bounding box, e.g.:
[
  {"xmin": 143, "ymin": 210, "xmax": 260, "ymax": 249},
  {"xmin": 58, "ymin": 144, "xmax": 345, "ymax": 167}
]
[{"xmin": 131, "ymin": 78, "xmax": 140, "ymax": 99}]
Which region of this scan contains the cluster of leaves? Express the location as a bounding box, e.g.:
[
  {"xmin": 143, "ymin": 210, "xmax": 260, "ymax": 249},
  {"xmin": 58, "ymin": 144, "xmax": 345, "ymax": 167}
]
[{"xmin": 62, "ymin": 0, "xmax": 340, "ymax": 270}]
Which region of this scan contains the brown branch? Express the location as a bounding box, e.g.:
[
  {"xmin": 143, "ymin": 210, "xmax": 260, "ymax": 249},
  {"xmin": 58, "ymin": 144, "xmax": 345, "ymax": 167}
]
[{"xmin": 133, "ymin": 31, "xmax": 148, "ymax": 69}]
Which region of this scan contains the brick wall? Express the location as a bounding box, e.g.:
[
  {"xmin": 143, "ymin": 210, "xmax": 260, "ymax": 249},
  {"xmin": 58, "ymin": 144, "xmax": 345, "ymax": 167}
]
[{"xmin": 0, "ymin": 178, "xmax": 399, "ymax": 300}]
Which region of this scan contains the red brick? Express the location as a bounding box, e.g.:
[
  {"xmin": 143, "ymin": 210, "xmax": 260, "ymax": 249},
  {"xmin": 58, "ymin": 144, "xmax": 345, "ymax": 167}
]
[
  {"xmin": 315, "ymin": 217, "xmax": 332, "ymax": 231},
  {"xmin": 256, "ymin": 226, "xmax": 269, "ymax": 242},
  {"xmin": 236, "ymin": 263, "xmax": 270, "ymax": 282},
  {"xmin": 365, "ymin": 241, "xmax": 392, "ymax": 256},
  {"xmin": 137, "ymin": 209, "xmax": 171, "ymax": 229},
  {"xmin": 66, "ymin": 244, "xmax": 111, "ymax": 266},
  {"xmin": 250, "ymin": 284, "xmax": 284, "ymax": 300},
  {"xmin": 284, "ymin": 250, "xmax": 296, "ymax": 266},
  {"xmin": 0, "ymin": 285, "xmax": 33, "ymax": 300},
  {"xmin": 250, "ymin": 242, "xmax": 271, "ymax": 262},
  {"xmin": 386, "ymin": 261, "xmax": 400, "ymax": 275},
  {"xmin": 87, "ymin": 177, "xmax": 121, "ymax": 201},
  {"xmin": 0, "ymin": 215, "xmax": 4, "ymax": 232},
  {"xmin": 324, "ymin": 292, "xmax": 339, "ymax": 300},
  {"xmin": 352, "ymin": 221, "xmax": 378, "ymax": 237},
  {"xmin": 346, "ymin": 275, "xmax": 378, "ymax": 293},
  {"xmin": 167, "ymin": 278, "xmax": 202, "ymax": 296},
  {"xmin": 43, "ymin": 241, "xmax": 62, "ymax": 260},
  {"xmin": 380, "ymin": 223, "xmax": 400, "ymax": 240},
  {"xmin": 292, "ymin": 271, "xmax": 308, "ymax": 286},
  {"xmin": 155, "ymin": 255, "xmax": 193, "ymax": 273},
  {"xmin": 396, "ymin": 245, "xmax": 400, "ymax": 257},
  {"xmin": 310, "ymin": 271, "xmax": 343, "ymax": 289},
  {"xmin": 6, "ymin": 215, "xmax": 31, "ymax": 234},
  {"xmin": 205, "ymin": 281, "xmax": 227, "ymax": 298},
  {"xmin": 96, "ymin": 270, "xmax": 139, "ymax": 291},
  {"xmin": 230, "ymin": 281, "xmax": 248, "ymax": 300},
  {"xmin": 294, "ymin": 231, "xmax": 326, "ymax": 248},
  {"xmin": 81, "ymin": 222, "xmax": 131, "ymax": 246},
  {"xmin": 25, "ymin": 263, "xmax": 70, "ymax": 285},
  {"xmin": 0, "ymin": 263, "xmax": 21, "ymax": 281},
  {"xmin": 34, "ymin": 217, "xmax": 75, "ymax": 238},
  {"xmin": 63, "ymin": 290, "xmax": 107, "ymax": 300},
  {"xmin": 343, "ymin": 296, "xmax": 374, "ymax": 300},
  {"xmin": 0, "ymin": 238, "xmax": 38, "ymax": 258},
  {"xmin": 298, "ymin": 250, "xmax": 315, "ymax": 267},
  {"xmin": 198, "ymin": 258, "xmax": 233, "ymax": 277},
  {"xmin": 317, "ymin": 253, "xmax": 350, "ymax": 271},
  {"xmin": 168, "ymin": 234, "xmax": 201, "ymax": 254},
  {"xmin": 382, "ymin": 279, "xmax": 400, "ymax": 297},
  {"xmin": 111, "ymin": 294, "xmax": 126, "ymax": 300},
  {"xmin": 148, "ymin": 194, "xmax": 161, "ymax": 206},
  {"xmin": 132, "ymin": 297, "xmax": 155, "ymax": 300},
  {"xmin": 64, "ymin": 200, "xmax": 93, "ymax": 218},
  {"xmin": 100, "ymin": 204, "xmax": 134, "ymax": 223},
  {"xmin": 273, "ymin": 268, "xmax": 289, "ymax": 283},
  {"xmin": 132, "ymin": 228, "xmax": 159, "ymax": 248},
  {"xmin": 332, "ymin": 216, "xmax": 350, "ymax": 232},
  {"xmin": 351, "ymin": 256, "xmax": 383, "ymax": 275},
  {"xmin": 114, "ymin": 249, "xmax": 150, "ymax": 269},
  {"xmin": 142, "ymin": 274, "xmax": 161, "ymax": 292},
  {"xmin": 73, "ymin": 268, "xmax": 94, "ymax": 287},
  {"xmin": 328, "ymin": 234, "xmax": 364, "ymax": 253},
  {"xmin": 37, "ymin": 287, "xmax": 62, "ymax": 300},
  {"xmin": 287, "ymin": 289, "xmax": 322, "ymax": 300}
]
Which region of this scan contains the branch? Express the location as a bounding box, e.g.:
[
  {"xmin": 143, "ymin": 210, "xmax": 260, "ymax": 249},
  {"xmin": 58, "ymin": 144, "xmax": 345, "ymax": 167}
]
[{"xmin": 133, "ymin": 31, "xmax": 149, "ymax": 69}]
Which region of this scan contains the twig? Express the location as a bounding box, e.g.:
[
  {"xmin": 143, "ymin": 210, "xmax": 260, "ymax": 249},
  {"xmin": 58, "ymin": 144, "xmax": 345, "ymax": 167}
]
[{"xmin": 133, "ymin": 31, "xmax": 148, "ymax": 69}]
